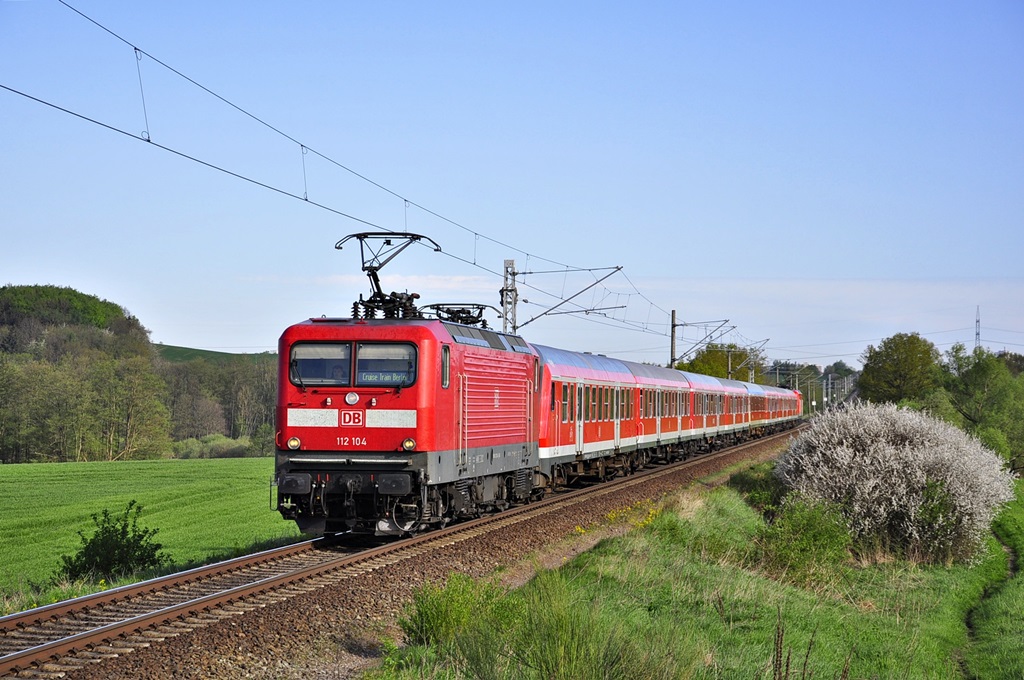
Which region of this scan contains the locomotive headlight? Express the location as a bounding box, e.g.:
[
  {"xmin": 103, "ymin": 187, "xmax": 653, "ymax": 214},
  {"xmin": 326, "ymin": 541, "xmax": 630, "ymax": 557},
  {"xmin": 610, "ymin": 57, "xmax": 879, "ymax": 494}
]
[
  {"xmin": 345, "ymin": 392, "xmax": 359, "ymax": 405},
  {"xmin": 287, "ymin": 437, "xmax": 301, "ymax": 450},
  {"xmin": 401, "ymin": 438, "xmax": 416, "ymax": 452}
]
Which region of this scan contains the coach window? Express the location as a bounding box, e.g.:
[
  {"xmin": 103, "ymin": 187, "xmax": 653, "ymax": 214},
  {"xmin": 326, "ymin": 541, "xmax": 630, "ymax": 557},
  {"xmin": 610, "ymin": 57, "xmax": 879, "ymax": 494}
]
[
  {"xmin": 355, "ymin": 343, "xmax": 416, "ymax": 387},
  {"xmin": 442, "ymin": 346, "xmax": 450, "ymax": 389},
  {"xmin": 290, "ymin": 343, "xmax": 352, "ymax": 387},
  {"xmin": 561, "ymin": 383, "xmax": 569, "ymax": 423}
]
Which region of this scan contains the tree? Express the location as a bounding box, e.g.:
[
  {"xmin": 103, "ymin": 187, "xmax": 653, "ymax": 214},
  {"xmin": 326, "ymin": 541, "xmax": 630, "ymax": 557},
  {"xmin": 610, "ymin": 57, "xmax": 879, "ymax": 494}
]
[
  {"xmin": 0, "ymin": 357, "xmax": 30, "ymax": 463},
  {"xmin": 676, "ymin": 343, "xmax": 766, "ymax": 382},
  {"xmin": 0, "ymin": 284, "xmax": 127, "ymax": 330},
  {"xmin": 823, "ymin": 360, "xmax": 856, "ymax": 378},
  {"xmin": 998, "ymin": 351, "xmax": 1024, "ymax": 377},
  {"xmin": 89, "ymin": 357, "xmax": 170, "ymax": 460},
  {"xmin": 858, "ymin": 332, "xmax": 940, "ymax": 403},
  {"xmin": 940, "ymin": 344, "xmax": 1024, "ymax": 471},
  {"xmin": 247, "ymin": 422, "xmax": 276, "ymax": 457},
  {"xmin": 228, "ymin": 356, "xmax": 276, "ymax": 437},
  {"xmin": 158, "ymin": 359, "xmax": 228, "ymax": 440}
]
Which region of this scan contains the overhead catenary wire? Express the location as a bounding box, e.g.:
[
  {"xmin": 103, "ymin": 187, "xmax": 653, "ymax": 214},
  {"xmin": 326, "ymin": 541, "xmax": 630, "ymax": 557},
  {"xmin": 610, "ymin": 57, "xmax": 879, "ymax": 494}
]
[
  {"xmin": 54, "ymin": 0, "xmax": 595, "ymax": 273},
  {"xmin": 33, "ymin": 1, "xmax": 671, "ymax": 337}
]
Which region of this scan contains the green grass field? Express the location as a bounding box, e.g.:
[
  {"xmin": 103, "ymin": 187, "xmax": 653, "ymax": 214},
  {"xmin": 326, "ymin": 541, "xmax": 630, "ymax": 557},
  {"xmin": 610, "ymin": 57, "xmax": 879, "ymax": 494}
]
[{"xmin": 0, "ymin": 458, "xmax": 301, "ymax": 609}]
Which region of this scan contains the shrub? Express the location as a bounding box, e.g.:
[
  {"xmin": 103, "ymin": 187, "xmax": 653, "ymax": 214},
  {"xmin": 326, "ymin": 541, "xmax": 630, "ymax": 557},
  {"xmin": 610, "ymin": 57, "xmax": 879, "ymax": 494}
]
[
  {"xmin": 56, "ymin": 500, "xmax": 170, "ymax": 582},
  {"xmin": 774, "ymin": 402, "xmax": 1015, "ymax": 563},
  {"xmin": 171, "ymin": 434, "xmax": 249, "ymax": 459}
]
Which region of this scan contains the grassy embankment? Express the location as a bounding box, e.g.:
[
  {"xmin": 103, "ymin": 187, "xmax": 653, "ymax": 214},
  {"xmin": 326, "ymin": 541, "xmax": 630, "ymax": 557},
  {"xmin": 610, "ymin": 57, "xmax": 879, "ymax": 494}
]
[
  {"xmin": 964, "ymin": 477, "xmax": 1024, "ymax": 676},
  {"xmin": 0, "ymin": 458, "xmax": 301, "ymax": 614},
  {"xmin": 371, "ymin": 465, "xmax": 1023, "ymax": 679}
]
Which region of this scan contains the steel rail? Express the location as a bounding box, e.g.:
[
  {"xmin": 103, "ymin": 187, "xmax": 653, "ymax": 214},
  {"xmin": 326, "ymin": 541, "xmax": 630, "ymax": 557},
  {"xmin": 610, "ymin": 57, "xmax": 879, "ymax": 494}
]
[{"xmin": 0, "ymin": 538, "xmax": 321, "ymax": 632}]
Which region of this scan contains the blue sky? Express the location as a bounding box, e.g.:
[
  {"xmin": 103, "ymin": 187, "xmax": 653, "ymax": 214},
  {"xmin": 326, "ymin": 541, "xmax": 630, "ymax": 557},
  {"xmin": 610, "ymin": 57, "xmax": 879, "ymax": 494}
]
[{"xmin": 2, "ymin": 1, "xmax": 1022, "ymax": 369}]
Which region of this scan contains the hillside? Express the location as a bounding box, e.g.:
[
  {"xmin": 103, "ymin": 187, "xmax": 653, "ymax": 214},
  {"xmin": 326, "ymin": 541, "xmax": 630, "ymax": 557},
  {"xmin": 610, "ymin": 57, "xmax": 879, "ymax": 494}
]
[
  {"xmin": 0, "ymin": 285, "xmax": 276, "ymax": 463},
  {"xmin": 155, "ymin": 343, "xmax": 275, "ymax": 364}
]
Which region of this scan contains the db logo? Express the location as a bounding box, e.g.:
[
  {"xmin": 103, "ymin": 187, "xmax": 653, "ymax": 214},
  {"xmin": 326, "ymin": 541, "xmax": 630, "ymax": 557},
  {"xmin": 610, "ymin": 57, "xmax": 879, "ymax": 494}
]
[{"xmin": 340, "ymin": 410, "xmax": 364, "ymax": 426}]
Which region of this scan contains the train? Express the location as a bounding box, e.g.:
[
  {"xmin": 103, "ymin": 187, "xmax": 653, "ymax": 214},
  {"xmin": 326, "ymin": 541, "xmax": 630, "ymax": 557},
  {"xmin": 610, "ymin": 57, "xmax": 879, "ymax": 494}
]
[{"xmin": 273, "ymin": 311, "xmax": 802, "ymax": 536}]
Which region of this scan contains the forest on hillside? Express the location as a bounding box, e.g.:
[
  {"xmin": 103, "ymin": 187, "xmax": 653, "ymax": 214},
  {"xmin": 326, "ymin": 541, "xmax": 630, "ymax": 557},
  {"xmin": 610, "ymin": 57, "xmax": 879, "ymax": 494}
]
[{"xmin": 0, "ymin": 285, "xmax": 276, "ymax": 463}]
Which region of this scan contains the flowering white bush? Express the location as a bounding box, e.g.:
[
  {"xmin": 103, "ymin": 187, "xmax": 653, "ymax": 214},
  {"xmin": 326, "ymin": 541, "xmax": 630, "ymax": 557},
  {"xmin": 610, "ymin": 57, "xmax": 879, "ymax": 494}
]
[{"xmin": 774, "ymin": 402, "xmax": 1015, "ymax": 563}]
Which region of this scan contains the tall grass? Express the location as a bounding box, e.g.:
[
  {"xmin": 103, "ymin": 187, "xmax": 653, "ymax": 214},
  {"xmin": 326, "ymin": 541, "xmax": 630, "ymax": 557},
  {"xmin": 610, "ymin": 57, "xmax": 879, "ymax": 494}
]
[
  {"xmin": 383, "ymin": 570, "xmax": 697, "ymax": 680},
  {"xmin": 370, "ymin": 467, "xmax": 1013, "ymax": 679}
]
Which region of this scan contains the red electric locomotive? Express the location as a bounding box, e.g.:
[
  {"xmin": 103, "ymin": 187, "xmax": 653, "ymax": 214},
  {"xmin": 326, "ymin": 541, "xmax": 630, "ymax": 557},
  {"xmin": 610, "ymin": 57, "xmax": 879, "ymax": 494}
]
[{"xmin": 275, "ymin": 316, "xmax": 542, "ymax": 535}]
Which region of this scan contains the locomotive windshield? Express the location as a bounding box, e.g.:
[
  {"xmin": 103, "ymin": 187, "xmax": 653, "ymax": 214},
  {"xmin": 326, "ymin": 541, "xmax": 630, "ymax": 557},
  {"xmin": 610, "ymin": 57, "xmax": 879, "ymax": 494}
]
[
  {"xmin": 290, "ymin": 343, "xmax": 352, "ymax": 386},
  {"xmin": 355, "ymin": 343, "xmax": 417, "ymax": 387},
  {"xmin": 288, "ymin": 342, "xmax": 417, "ymax": 388}
]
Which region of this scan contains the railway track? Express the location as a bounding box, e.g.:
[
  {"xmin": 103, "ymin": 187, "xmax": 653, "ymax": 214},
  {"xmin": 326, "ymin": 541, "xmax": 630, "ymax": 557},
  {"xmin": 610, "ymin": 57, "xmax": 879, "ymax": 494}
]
[{"xmin": 1, "ymin": 428, "xmax": 799, "ymax": 678}]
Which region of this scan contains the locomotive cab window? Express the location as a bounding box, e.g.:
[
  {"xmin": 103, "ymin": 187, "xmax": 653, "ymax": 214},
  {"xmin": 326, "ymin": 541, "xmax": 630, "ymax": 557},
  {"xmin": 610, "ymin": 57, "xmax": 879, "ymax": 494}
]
[
  {"xmin": 289, "ymin": 343, "xmax": 352, "ymax": 386},
  {"xmin": 355, "ymin": 343, "xmax": 417, "ymax": 387}
]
